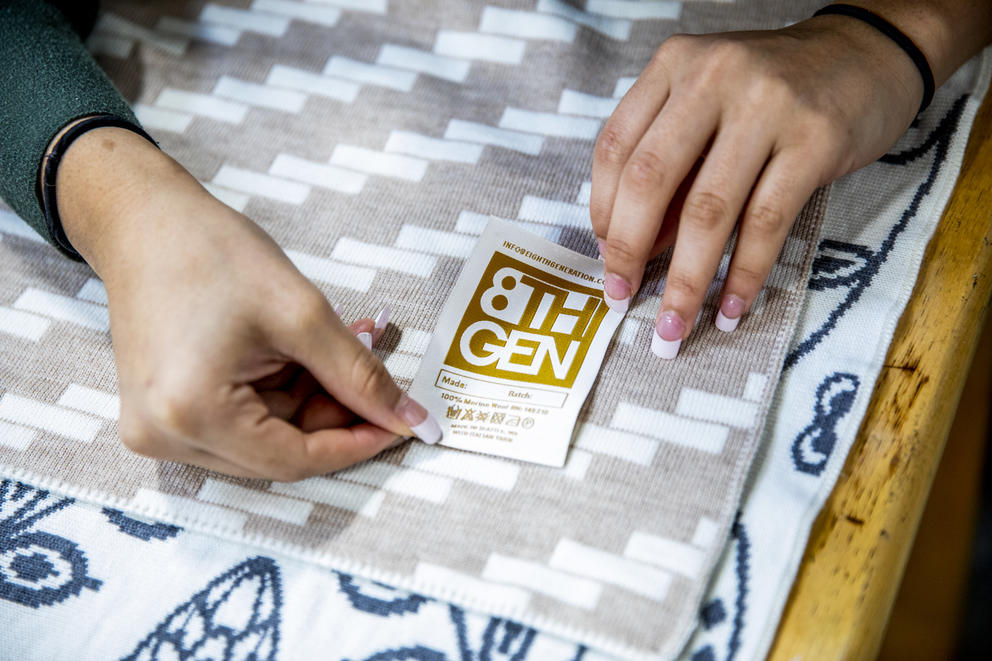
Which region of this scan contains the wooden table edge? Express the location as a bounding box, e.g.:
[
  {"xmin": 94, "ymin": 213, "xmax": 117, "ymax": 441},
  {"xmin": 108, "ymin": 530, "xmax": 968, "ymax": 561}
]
[{"xmin": 767, "ymin": 83, "xmax": 992, "ymax": 660}]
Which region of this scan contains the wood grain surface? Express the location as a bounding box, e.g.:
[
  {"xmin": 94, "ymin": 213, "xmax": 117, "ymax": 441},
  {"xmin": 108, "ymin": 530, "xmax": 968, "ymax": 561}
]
[{"xmin": 767, "ymin": 85, "xmax": 992, "ymax": 659}]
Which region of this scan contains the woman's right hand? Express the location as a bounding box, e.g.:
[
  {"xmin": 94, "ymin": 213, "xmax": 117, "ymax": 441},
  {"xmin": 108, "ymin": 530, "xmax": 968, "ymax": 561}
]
[{"xmin": 57, "ymin": 126, "xmax": 440, "ymax": 480}]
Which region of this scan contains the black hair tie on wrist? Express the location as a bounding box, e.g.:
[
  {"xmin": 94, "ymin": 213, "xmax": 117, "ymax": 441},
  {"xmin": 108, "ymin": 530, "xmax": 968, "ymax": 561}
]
[
  {"xmin": 814, "ymin": 3, "xmax": 935, "ymax": 115},
  {"xmin": 39, "ymin": 113, "xmax": 158, "ymax": 260}
]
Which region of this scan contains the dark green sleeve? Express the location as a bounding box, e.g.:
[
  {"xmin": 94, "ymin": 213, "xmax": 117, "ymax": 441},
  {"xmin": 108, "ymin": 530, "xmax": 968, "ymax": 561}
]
[{"xmin": 0, "ymin": 0, "xmax": 141, "ymax": 259}]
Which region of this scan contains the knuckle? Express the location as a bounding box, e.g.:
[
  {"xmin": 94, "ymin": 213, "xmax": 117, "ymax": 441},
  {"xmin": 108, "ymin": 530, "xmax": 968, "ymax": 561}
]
[
  {"xmin": 118, "ymin": 410, "xmax": 162, "ymax": 458},
  {"xmin": 350, "ymin": 349, "xmax": 394, "ymax": 401},
  {"xmin": 728, "ymin": 262, "xmax": 767, "ymax": 289},
  {"xmin": 144, "ymin": 383, "xmax": 201, "ymax": 438},
  {"xmin": 664, "ymin": 270, "xmax": 704, "ymax": 301},
  {"xmin": 744, "ymin": 203, "xmax": 786, "ymax": 237},
  {"xmin": 284, "ymin": 286, "xmax": 331, "ymax": 334},
  {"xmin": 624, "ymin": 150, "xmax": 667, "ymax": 194},
  {"xmin": 681, "ymin": 191, "xmax": 731, "ymax": 233},
  {"xmin": 594, "ymin": 125, "xmax": 631, "ymax": 170},
  {"xmin": 604, "ymin": 235, "xmax": 643, "ymax": 265}
]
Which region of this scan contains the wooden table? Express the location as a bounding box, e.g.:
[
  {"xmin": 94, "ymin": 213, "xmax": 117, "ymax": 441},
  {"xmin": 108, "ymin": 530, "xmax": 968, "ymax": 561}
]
[{"xmin": 767, "ymin": 85, "xmax": 992, "ymax": 657}]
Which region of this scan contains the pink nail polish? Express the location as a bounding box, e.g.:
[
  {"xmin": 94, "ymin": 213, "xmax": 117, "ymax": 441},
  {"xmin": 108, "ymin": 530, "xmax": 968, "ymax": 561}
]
[
  {"xmin": 715, "ymin": 295, "xmax": 745, "ymax": 333},
  {"xmin": 397, "ymin": 394, "xmax": 442, "ymax": 444},
  {"xmin": 597, "ymin": 238, "xmax": 607, "ymax": 260},
  {"xmin": 651, "ymin": 310, "xmax": 684, "ymax": 359},
  {"xmin": 603, "ymin": 272, "xmax": 631, "ymax": 314}
]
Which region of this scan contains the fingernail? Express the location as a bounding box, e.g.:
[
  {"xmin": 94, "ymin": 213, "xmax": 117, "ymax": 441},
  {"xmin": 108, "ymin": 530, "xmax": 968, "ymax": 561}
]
[
  {"xmin": 374, "ymin": 305, "xmax": 391, "ymax": 333},
  {"xmin": 357, "ymin": 332, "xmax": 372, "ymax": 349},
  {"xmin": 334, "ymin": 304, "xmax": 344, "ymax": 317},
  {"xmin": 651, "ymin": 310, "xmax": 684, "ymax": 359},
  {"xmin": 397, "ymin": 394, "xmax": 442, "ymax": 445},
  {"xmin": 596, "ymin": 238, "xmax": 607, "ymax": 260},
  {"xmin": 715, "ymin": 294, "xmax": 745, "ymax": 333},
  {"xmin": 603, "ymin": 272, "xmax": 631, "ymax": 314}
]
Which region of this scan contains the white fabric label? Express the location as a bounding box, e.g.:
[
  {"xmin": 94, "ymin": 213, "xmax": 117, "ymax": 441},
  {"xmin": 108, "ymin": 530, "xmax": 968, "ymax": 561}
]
[{"xmin": 410, "ymin": 218, "xmax": 624, "ymax": 466}]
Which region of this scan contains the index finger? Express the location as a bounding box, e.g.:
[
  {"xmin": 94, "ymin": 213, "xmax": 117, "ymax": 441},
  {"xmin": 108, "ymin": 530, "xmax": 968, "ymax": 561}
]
[{"xmin": 602, "ymin": 95, "xmax": 717, "ymax": 312}]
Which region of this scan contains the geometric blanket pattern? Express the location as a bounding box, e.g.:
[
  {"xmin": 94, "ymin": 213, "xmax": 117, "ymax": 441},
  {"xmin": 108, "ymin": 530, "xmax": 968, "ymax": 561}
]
[{"xmin": 0, "ymin": 2, "xmax": 826, "ymax": 657}]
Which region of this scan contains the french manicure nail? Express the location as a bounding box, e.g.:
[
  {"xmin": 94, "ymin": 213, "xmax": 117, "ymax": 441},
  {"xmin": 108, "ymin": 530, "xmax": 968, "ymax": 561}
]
[
  {"xmin": 715, "ymin": 294, "xmax": 744, "ymax": 333},
  {"xmin": 397, "ymin": 394, "xmax": 442, "ymax": 444},
  {"xmin": 357, "ymin": 332, "xmax": 372, "ymax": 349},
  {"xmin": 597, "ymin": 238, "xmax": 607, "ymax": 260},
  {"xmin": 603, "ymin": 272, "xmax": 631, "ymax": 314},
  {"xmin": 334, "ymin": 304, "xmax": 344, "ymax": 317},
  {"xmin": 374, "ymin": 305, "xmax": 391, "ymax": 333},
  {"xmin": 652, "ymin": 310, "xmax": 685, "ymax": 359}
]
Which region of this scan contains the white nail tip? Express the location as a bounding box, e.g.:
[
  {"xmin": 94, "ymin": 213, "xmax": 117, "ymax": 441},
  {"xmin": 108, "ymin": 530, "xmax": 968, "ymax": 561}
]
[
  {"xmin": 651, "ymin": 331, "xmax": 681, "ymax": 359},
  {"xmin": 603, "ymin": 291, "xmax": 630, "ymax": 314},
  {"xmin": 411, "ymin": 415, "xmax": 442, "ymax": 445},
  {"xmin": 334, "ymin": 304, "xmax": 344, "ymax": 317},
  {"xmin": 374, "ymin": 304, "xmax": 391, "ymax": 332},
  {"xmin": 715, "ymin": 311, "xmax": 740, "ymax": 333},
  {"xmin": 357, "ymin": 332, "xmax": 372, "ymax": 349}
]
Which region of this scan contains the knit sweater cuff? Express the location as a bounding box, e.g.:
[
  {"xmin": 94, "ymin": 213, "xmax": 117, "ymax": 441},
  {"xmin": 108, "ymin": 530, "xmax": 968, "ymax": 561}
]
[{"xmin": 0, "ymin": 0, "xmax": 142, "ymax": 260}]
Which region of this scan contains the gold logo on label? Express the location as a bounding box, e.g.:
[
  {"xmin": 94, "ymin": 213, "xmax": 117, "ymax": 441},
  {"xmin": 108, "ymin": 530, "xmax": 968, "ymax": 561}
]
[{"xmin": 443, "ymin": 251, "xmax": 608, "ymax": 388}]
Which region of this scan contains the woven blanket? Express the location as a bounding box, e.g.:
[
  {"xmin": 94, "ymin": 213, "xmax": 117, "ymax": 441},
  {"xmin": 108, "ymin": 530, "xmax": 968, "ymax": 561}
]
[
  {"xmin": 3, "ymin": 2, "xmax": 986, "ymax": 659},
  {"xmin": 0, "ymin": 1, "xmax": 824, "ymax": 657}
]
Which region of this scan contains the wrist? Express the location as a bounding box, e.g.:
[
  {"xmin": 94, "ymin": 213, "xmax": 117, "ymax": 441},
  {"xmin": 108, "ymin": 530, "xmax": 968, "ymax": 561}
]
[
  {"xmin": 55, "ymin": 126, "xmax": 202, "ymax": 277},
  {"xmin": 801, "ymin": 13, "xmax": 922, "ymax": 125}
]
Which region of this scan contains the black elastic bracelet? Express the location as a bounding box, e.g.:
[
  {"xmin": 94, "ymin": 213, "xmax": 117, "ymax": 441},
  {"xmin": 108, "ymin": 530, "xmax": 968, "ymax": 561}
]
[
  {"xmin": 38, "ymin": 114, "xmax": 158, "ymax": 259},
  {"xmin": 814, "ymin": 3, "xmax": 935, "ymax": 115}
]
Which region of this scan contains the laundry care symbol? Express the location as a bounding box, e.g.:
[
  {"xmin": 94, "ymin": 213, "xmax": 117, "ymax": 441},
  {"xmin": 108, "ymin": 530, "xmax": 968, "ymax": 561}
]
[
  {"xmin": 0, "ymin": 480, "xmax": 102, "ymax": 608},
  {"xmin": 791, "ymin": 373, "xmax": 860, "ymax": 476},
  {"xmin": 124, "ymin": 556, "xmax": 282, "ymax": 661}
]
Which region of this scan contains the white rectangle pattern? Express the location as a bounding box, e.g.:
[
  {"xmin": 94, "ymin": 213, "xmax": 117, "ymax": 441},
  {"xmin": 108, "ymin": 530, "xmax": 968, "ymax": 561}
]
[
  {"xmin": 499, "ymin": 108, "xmax": 600, "ymax": 139},
  {"xmin": 402, "ymin": 443, "xmax": 519, "ymax": 491},
  {"xmin": 330, "ymin": 146, "xmax": 428, "ymax": 181},
  {"xmin": 198, "ymin": 479, "xmax": 313, "ymax": 525},
  {"xmin": 675, "ymin": 388, "xmax": 758, "ymax": 428},
  {"xmin": 331, "ymin": 238, "xmax": 436, "ymax": 277},
  {"xmin": 550, "ymin": 538, "xmax": 672, "ymax": 602},
  {"xmin": 0, "ymin": 395, "xmax": 103, "ymax": 443},
  {"xmin": 212, "ymin": 166, "xmax": 310, "ymax": 204},
  {"xmin": 483, "ymin": 554, "xmax": 601, "ymax": 609}
]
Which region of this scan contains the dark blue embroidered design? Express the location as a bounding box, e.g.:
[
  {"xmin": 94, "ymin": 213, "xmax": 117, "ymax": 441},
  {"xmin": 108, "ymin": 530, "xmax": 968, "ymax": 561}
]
[
  {"xmin": 688, "ymin": 515, "xmax": 750, "ymax": 661},
  {"xmin": 102, "ymin": 508, "xmax": 181, "ymax": 541},
  {"xmin": 727, "ymin": 517, "xmax": 750, "ymax": 661},
  {"xmin": 451, "ymin": 605, "xmax": 536, "ymax": 661},
  {"xmin": 701, "ymin": 599, "xmax": 727, "ymax": 629},
  {"xmin": 338, "ymin": 573, "xmax": 429, "ymax": 616},
  {"xmin": 784, "ymin": 95, "xmax": 967, "ymax": 369},
  {"xmin": 354, "ymin": 648, "xmax": 446, "ymax": 661},
  {"xmin": 791, "ymin": 373, "xmax": 860, "ymax": 476},
  {"xmin": 691, "ymin": 647, "xmax": 717, "ymax": 661},
  {"xmin": 0, "ymin": 480, "xmax": 101, "ymax": 608},
  {"xmin": 124, "ymin": 556, "xmax": 282, "ymax": 660}
]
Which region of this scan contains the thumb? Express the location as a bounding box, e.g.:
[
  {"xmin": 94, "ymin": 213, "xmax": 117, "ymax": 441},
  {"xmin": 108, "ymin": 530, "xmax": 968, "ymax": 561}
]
[{"xmin": 279, "ymin": 296, "xmax": 441, "ymax": 445}]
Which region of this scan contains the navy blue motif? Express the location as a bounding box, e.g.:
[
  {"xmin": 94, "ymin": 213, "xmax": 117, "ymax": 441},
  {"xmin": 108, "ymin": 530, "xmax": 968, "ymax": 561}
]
[
  {"xmin": 124, "ymin": 556, "xmax": 282, "ymax": 660},
  {"xmin": 700, "ymin": 599, "xmax": 726, "ymax": 629},
  {"xmin": 451, "ymin": 605, "xmax": 536, "ymax": 661},
  {"xmin": 0, "ymin": 480, "xmax": 101, "ymax": 608},
  {"xmin": 356, "ymin": 648, "xmax": 446, "ymax": 661},
  {"xmin": 338, "ymin": 573, "xmax": 429, "ymax": 616},
  {"xmin": 689, "ymin": 515, "xmax": 750, "ymax": 661},
  {"xmin": 791, "ymin": 373, "xmax": 860, "ymax": 476},
  {"xmin": 102, "ymin": 508, "xmax": 181, "ymax": 541},
  {"xmin": 785, "ymin": 96, "xmax": 967, "ymax": 369}
]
